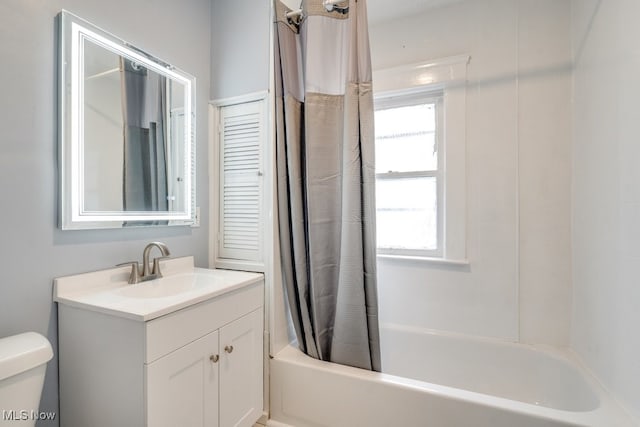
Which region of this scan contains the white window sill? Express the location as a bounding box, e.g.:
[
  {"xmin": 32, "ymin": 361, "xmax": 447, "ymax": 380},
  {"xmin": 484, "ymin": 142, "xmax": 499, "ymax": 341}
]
[{"xmin": 376, "ymin": 253, "xmax": 469, "ymax": 267}]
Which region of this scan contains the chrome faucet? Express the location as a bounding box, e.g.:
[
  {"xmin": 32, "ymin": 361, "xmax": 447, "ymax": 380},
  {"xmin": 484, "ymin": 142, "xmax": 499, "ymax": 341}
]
[{"xmin": 118, "ymin": 242, "xmax": 171, "ymax": 284}]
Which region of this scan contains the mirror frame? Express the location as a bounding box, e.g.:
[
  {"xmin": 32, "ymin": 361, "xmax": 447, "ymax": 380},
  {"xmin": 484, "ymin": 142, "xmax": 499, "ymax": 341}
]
[{"xmin": 58, "ymin": 10, "xmax": 196, "ymax": 229}]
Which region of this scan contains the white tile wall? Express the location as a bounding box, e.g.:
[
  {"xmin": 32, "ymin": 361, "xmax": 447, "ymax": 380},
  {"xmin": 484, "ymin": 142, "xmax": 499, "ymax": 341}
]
[
  {"xmin": 571, "ymin": 0, "xmax": 640, "ymax": 420},
  {"xmin": 517, "ymin": 0, "xmax": 573, "ymax": 346},
  {"xmin": 371, "ymin": 0, "xmax": 573, "ymax": 345}
]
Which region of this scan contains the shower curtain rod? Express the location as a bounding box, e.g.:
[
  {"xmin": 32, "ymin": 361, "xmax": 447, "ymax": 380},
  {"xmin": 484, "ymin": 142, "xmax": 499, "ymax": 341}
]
[{"xmin": 285, "ymin": 0, "xmax": 347, "ymax": 18}]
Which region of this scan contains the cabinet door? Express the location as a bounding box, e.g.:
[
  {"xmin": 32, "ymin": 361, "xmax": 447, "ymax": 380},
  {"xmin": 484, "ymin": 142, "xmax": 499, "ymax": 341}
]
[
  {"xmin": 217, "ymin": 100, "xmax": 267, "ymax": 266},
  {"xmin": 219, "ymin": 308, "xmax": 263, "ymax": 427},
  {"xmin": 146, "ymin": 330, "xmax": 220, "ymax": 427}
]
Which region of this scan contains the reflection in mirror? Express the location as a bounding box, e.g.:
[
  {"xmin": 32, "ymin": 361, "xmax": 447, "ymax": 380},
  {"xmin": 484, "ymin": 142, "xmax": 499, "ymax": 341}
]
[{"xmin": 59, "ymin": 11, "xmax": 196, "ymax": 229}]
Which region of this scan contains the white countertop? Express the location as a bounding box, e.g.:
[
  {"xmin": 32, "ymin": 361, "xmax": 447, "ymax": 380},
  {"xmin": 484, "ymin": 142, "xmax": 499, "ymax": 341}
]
[{"xmin": 53, "ymin": 256, "xmax": 264, "ymax": 321}]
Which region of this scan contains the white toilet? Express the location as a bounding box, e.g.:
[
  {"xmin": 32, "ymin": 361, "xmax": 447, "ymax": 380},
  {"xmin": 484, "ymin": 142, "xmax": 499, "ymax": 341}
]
[{"xmin": 0, "ymin": 332, "xmax": 53, "ymax": 426}]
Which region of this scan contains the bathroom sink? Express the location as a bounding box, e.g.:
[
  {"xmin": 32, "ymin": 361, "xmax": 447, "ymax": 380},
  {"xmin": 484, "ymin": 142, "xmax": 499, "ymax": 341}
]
[
  {"xmin": 53, "ymin": 256, "xmax": 264, "ymax": 321},
  {"xmin": 117, "ymin": 272, "xmax": 218, "ymax": 299}
]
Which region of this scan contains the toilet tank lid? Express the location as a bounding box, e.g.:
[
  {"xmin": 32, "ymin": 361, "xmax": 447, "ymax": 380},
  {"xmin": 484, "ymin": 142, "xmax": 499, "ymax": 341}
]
[{"xmin": 0, "ymin": 332, "xmax": 53, "ymax": 381}]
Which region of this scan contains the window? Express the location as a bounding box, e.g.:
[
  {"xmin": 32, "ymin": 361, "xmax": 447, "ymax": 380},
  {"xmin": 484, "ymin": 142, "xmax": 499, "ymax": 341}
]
[
  {"xmin": 375, "ymin": 93, "xmax": 443, "ymax": 257},
  {"xmin": 373, "ymin": 55, "xmax": 469, "ymax": 263}
]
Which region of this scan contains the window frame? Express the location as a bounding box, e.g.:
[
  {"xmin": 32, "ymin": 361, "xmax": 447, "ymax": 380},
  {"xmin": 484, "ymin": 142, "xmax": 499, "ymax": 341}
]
[
  {"xmin": 373, "ymin": 55, "xmax": 469, "ymax": 264},
  {"xmin": 374, "ymin": 92, "xmax": 445, "ymax": 258}
]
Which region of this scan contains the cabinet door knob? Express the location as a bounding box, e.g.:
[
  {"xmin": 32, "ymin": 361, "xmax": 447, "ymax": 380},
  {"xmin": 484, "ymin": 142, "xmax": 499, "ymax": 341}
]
[
  {"xmin": 210, "ymin": 354, "xmax": 219, "ymax": 363},
  {"xmin": 224, "ymin": 345, "xmax": 234, "ymax": 354}
]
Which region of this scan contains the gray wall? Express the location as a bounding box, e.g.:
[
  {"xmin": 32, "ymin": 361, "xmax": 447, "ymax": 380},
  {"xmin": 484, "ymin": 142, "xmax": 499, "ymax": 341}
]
[
  {"xmin": 0, "ymin": 1, "xmax": 211, "ymax": 425},
  {"xmin": 210, "ymin": 0, "xmax": 271, "ymax": 100}
]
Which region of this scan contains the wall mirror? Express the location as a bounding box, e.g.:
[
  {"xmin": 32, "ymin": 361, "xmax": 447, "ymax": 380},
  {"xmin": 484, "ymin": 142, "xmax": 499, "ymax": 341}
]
[{"xmin": 58, "ymin": 11, "xmax": 196, "ymax": 229}]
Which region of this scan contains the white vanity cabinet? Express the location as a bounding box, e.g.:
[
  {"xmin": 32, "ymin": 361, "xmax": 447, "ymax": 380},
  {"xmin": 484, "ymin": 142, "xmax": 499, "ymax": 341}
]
[
  {"xmin": 147, "ymin": 329, "xmax": 220, "ymax": 427},
  {"xmin": 146, "ymin": 308, "xmax": 263, "ymax": 427},
  {"xmin": 55, "ymin": 262, "xmax": 264, "ymax": 427}
]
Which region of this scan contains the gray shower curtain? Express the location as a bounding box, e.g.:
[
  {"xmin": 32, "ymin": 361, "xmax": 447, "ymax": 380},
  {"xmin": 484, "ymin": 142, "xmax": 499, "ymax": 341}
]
[
  {"xmin": 120, "ymin": 58, "xmax": 169, "ymax": 213},
  {"xmin": 275, "ymin": 0, "xmax": 380, "ymax": 371}
]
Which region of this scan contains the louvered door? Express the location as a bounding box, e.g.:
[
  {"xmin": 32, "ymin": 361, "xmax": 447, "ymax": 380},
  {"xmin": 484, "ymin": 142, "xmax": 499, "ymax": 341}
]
[{"xmin": 218, "ymin": 101, "xmax": 265, "ymax": 263}]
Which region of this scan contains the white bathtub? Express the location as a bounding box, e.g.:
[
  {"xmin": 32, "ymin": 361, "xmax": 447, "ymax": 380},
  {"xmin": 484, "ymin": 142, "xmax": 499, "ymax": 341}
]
[{"xmin": 268, "ymin": 325, "xmax": 635, "ymax": 427}]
